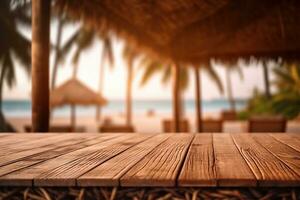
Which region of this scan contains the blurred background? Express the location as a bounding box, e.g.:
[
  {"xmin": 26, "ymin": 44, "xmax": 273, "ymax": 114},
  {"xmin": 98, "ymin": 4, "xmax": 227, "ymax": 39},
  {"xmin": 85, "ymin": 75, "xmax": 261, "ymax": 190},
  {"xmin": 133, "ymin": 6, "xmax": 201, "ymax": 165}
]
[{"xmin": 1, "ymin": 0, "xmax": 300, "ymax": 133}]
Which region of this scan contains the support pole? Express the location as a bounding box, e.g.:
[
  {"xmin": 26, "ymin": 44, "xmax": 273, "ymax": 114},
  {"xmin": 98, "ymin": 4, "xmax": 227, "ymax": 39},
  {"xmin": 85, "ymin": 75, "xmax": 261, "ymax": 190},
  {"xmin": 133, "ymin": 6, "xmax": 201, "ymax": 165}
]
[
  {"xmin": 32, "ymin": 0, "xmax": 50, "ymax": 132},
  {"xmin": 71, "ymin": 104, "xmax": 76, "ymax": 132},
  {"xmin": 126, "ymin": 62, "xmax": 133, "ymax": 126},
  {"xmin": 194, "ymin": 67, "xmax": 202, "ymax": 133},
  {"xmin": 172, "ymin": 64, "xmax": 180, "ymax": 132},
  {"xmin": 262, "ymin": 61, "xmax": 271, "ymax": 99}
]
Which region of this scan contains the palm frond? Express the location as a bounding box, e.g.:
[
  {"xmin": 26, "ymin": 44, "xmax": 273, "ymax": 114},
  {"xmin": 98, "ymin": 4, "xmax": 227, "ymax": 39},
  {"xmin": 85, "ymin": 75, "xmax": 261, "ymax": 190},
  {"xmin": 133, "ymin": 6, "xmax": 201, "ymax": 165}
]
[
  {"xmin": 204, "ymin": 65, "xmax": 224, "ymax": 94},
  {"xmin": 2, "ymin": 53, "xmax": 16, "ymax": 88},
  {"xmin": 161, "ymin": 64, "xmax": 171, "ymax": 84},
  {"xmin": 140, "ymin": 61, "xmax": 162, "ymax": 86},
  {"xmin": 102, "ymin": 36, "xmax": 114, "ymax": 67},
  {"xmin": 58, "ymin": 29, "xmax": 80, "ymax": 64}
]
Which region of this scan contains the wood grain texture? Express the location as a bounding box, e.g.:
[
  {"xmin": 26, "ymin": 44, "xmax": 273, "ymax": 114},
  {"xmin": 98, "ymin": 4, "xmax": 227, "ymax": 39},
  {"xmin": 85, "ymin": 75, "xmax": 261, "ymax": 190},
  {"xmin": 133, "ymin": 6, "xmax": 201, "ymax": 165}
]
[
  {"xmin": 0, "ymin": 133, "xmax": 299, "ymax": 187},
  {"xmin": 178, "ymin": 134, "xmax": 216, "ymax": 186},
  {"xmin": 270, "ymin": 134, "xmax": 300, "ymax": 152},
  {"xmin": 34, "ymin": 135, "xmax": 152, "ymax": 186},
  {"xmin": 213, "ymin": 133, "xmax": 256, "ymax": 186},
  {"xmin": 252, "ymin": 134, "xmax": 300, "ymax": 178},
  {"xmin": 121, "ymin": 134, "xmax": 194, "ymax": 187},
  {"xmin": 0, "ymin": 134, "xmax": 56, "ymax": 151},
  {"xmin": 78, "ymin": 134, "xmax": 170, "ymax": 186},
  {"xmin": 232, "ymin": 134, "xmax": 300, "ymax": 186},
  {"xmin": 0, "ymin": 135, "xmax": 115, "ymax": 177},
  {"xmin": 0, "ymin": 134, "xmax": 130, "ymax": 186},
  {"xmin": 0, "ymin": 134, "xmax": 96, "ymax": 156},
  {"xmin": 0, "ymin": 135, "xmax": 102, "ymax": 166}
]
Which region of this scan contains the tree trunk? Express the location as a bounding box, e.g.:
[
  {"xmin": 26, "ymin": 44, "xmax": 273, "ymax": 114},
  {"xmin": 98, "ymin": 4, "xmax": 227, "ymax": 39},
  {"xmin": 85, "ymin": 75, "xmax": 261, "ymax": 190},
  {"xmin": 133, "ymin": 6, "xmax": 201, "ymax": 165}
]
[
  {"xmin": 32, "ymin": 0, "xmax": 50, "ymax": 132},
  {"xmin": 96, "ymin": 48, "xmax": 106, "ymax": 122},
  {"xmin": 179, "ymin": 67, "xmax": 185, "ymax": 119},
  {"xmin": 226, "ymin": 68, "xmax": 236, "ymax": 111},
  {"xmin": 126, "ymin": 61, "xmax": 133, "ymax": 126},
  {"xmin": 194, "ymin": 67, "xmax": 202, "ymax": 133},
  {"xmin": 0, "ymin": 66, "xmax": 7, "ymax": 130},
  {"xmin": 262, "ymin": 62, "xmax": 271, "ymax": 99},
  {"xmin": 51, "ymin": 17, "xmax": 64, "ymax": 90},
  {"xmin": 72, "ymin": 64, "xmax": 79, "ymax": 78},
  {"xmin": 172, "ymin": 64, "xmax": 181, "ymax": 132},
  {"xmin": 70, "ymin": 104, "xmax": 76, "ymax": 132}
]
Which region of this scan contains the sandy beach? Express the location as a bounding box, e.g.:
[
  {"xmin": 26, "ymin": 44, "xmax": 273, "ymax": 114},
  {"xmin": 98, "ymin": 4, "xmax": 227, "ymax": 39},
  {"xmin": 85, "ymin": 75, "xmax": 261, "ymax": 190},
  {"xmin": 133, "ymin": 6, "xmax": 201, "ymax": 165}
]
[{"xmin": 7, "ymin": 113, "xmax": 300, "ymax": 134}]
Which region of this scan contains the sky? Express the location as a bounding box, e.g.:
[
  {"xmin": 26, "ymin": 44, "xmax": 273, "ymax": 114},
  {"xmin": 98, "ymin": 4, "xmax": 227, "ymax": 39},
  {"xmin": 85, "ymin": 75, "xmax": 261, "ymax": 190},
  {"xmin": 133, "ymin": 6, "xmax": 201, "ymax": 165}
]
[{"xmin": 3, "ymin": 20, "xmax": 277, "ymax": 101}]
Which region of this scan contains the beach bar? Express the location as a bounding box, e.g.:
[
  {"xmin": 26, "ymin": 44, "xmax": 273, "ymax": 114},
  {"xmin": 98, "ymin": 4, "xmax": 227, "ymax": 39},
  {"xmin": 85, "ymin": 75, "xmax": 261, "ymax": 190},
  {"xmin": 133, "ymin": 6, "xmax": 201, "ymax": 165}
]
[{"xmin": 0, "ymin": 0, "xmax": 300, "ymax": 199}]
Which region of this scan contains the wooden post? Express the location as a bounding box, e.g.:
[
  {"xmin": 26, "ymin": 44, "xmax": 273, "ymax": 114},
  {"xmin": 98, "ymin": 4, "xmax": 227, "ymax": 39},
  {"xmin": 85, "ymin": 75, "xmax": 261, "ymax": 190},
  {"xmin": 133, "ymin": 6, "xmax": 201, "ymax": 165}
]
[
  {"xmin": 96, "ymin": 50, "xmax": 105, "ymax": 122},
  {"xmin": 194, "ymin": 67, "xmax": 202, "ymax": 132},
  {"xmin": 126, "ymin": 62, "xmax": 133, "ymax": 126},
  {"xmin": 225, "ymin": 68, "xmax": 235, "ymax": 111},
  {"xmin": 262, "ymin": 61, "xmax": 271, "ymax": 99},
  {"xmin": 71, "ymin": 104, "xmax": 76, "ymax": 131},
  {"xmin": 32, "ymin": 0, "xmax": 50, "ymax": 132},
  {"xmin": 172, "ymin": 64, "xmax": 180, "ymax": 132}
]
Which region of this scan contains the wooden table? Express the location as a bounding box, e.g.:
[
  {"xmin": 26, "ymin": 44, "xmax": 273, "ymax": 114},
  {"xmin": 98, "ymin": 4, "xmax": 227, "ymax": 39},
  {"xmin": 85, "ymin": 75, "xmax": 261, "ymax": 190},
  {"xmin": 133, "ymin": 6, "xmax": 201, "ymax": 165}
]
[{"xmin": 0, "ymin": 133, "xmax": 299, "ymax": 187}]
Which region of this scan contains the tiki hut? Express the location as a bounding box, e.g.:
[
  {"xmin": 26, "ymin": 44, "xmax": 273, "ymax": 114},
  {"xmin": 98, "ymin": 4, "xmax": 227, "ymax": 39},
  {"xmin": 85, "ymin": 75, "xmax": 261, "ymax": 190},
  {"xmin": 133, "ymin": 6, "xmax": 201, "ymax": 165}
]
[
  {"xmin": 31, "ymin": 0, "xmax": 300, "ymax": 131},
  {"xmin": 51, "ymin": 78, "xmax": 107, "ymax": 129}
]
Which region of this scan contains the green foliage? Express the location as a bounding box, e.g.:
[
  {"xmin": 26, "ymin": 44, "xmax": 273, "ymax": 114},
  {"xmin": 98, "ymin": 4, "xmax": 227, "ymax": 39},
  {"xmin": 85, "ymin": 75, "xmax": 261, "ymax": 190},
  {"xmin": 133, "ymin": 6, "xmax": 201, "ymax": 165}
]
[
  {"xmin": 0, "ymin": 0, "xmax": 31, "ymax": 131},
  {"xmin": 271, "ymin": 63, "xmax": 300, "ymax": 119},
  {"xmin": 238, "ymin": 89, "xmax": 274, "ymax": 120},
  {"xmin": 0, "ymin": 0, "xmax": 31, "ymax": 90},
  {"xmin": 240, "ymin": 63, "xmax": 300, "ymax": 120}
]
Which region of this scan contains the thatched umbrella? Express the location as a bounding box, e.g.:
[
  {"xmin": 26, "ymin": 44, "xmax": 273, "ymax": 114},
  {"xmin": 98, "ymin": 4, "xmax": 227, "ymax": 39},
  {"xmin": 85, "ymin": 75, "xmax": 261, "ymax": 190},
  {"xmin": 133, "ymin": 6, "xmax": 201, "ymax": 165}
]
[{"xmin": 50, "ymin": 78, "xmax": 107, "ymax": 129}]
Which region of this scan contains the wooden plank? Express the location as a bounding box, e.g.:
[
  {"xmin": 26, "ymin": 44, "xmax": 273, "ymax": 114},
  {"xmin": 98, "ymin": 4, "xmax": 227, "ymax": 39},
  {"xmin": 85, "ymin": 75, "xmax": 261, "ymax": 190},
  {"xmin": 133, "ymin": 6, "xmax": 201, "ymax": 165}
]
[
  {"xmin": 78, "ymin": 134, "xmax": 170, "ymax": 186},
  {"xmin": 34, "ymin": 134, "xmax": 152, "ymax": 186},
  {"xmin": 213, "ymin": 133, "xmax": 256, "ymax": 186},
  {"xmin": 0, "ymin": 134, "xmax": 117, "ymax": 166},
  {"xmin": 0, "ymin": 134, "xmax": 116, "ymax": 177},
  {"xmin": 270, "ymin": 134, "xmax": 300, "ymax": 152},
  {"xmin": 0, "ymin": 134, "xmax": 78, "ymax": 157},
  {"xmin": 252, "ymin": 134, "xmax": 300, "ymax": 177},
  {"xmin": 121, "ymin": 134, "xmax": 193, "ymax": 187},
  {"xmin": 0, "ymin": 134, "xmax": 132, "ymax": 186},
  {"xmin": 178, "ymin": 134, "xmax": 216, "ymax": 186},
  {"xmin": 0, "ymin": 135, "xmax": 102, "ymax": 166},
  {"xmin": 232, "ymin": 134, "xmax": 300, "ymax": 186},
  {"xmin": 0, "ymin": 134, "xmax": 13, "ymax": 139},
  {"xmin": 0, "ymin": 134, "xmax": 55, "ymax": 147}
]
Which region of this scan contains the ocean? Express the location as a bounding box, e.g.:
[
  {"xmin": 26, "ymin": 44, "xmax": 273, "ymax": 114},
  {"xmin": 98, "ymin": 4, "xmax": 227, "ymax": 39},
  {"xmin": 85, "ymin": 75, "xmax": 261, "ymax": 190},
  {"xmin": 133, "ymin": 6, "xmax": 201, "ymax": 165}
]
[{"xmin": 2, "ymin": 99, "xmax": 247, "ymax": 117}]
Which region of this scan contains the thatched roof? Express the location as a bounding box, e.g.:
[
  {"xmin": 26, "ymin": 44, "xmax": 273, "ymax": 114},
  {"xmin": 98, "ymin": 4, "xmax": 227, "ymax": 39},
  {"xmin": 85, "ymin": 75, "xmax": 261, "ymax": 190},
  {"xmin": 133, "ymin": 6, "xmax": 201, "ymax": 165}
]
[
  {"xmin": 50, "ymin": 78, "xmax": 107, "ymax": 107},
  {"xmin": 55, "ymin": 0, "xmax": 300, "ymax": 65}
]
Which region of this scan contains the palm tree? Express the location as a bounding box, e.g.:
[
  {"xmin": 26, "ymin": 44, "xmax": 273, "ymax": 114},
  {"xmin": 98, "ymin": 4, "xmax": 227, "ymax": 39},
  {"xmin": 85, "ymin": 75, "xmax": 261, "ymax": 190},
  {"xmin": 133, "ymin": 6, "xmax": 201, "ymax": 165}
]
[
  {"xmin": 194, "ymin": 61, "xmax": 224, "ymax": 132},
  {"xmin": 0, "ymin": 0, "xmax": 31, "ymax": 131},
  {"xmin": 96, "ymin": 35, "xmax": 113, "ymax": 121},
  {"xmin": 51, "ymin": 15, "xmax": 65, "ymax": 90},
  {"xmin": 222, "ymin": 63, "xmax": 243, "ymax": 112},
  {"xmin": 139, "ymin": 57, "xmax": 223, "ymax": 132},
  {"xmin": 122, "ymin": 45, "xmax": 138, "ymax": 126},
  {"xmin": 262, "ymin": 60, "xmax": 271, "ymax": 99},
  {"xmin": 245, "ymin": 59, "xmax": 272, "ymax": 99},
  {"xmin": 272, "ymin": 63, "xmax": 300, "ymax": 118}
]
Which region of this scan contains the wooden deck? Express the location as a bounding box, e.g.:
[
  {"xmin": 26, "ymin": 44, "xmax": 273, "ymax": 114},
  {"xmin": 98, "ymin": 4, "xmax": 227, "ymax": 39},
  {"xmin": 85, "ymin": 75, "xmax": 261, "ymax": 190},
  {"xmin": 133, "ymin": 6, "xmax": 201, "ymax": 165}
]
[{"xmin": 0, "ymin": 133, "xmax": 299, "ymax": 187}]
